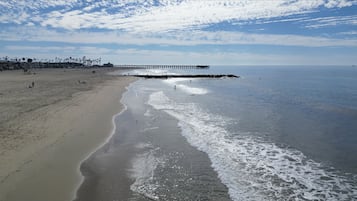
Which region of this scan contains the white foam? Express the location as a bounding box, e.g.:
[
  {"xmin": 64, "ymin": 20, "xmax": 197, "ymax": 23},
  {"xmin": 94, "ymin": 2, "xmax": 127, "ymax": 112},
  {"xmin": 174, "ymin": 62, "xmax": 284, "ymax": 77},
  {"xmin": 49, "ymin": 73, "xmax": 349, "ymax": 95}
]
[
  {"xmin": 148, "ymin": 91, "xmax": 357, "ymax": 201},
  {"xmin": 129, "ymin": 68, "xmax": 173, "ymax": 76},
  {"xmin": 128, "ymin": 69, "xmax": 209, "ymax": 95},
  {"xmin": 129, "ymin": 145, "xmax": 162, "ymax": 200},
  {"xmin": 144, "ymin": 109, "xmax": 153, "ymax": 117},
  {"xmin": 164, "ymin": 78, "xmax": 192, "ymax": 84},
  {"xmin": 140, "ymin": 127, "xmax": 159, "ymax": 133},
  {"xmin": 176, "ymin": 84, "xmax": 209, "ymax": 95},
  {"xmin": 163, "ymin": 78, "xmax": 209, "ymax": 95},
  {"xmin": 135, "ymin": 143, "xmax": 154, "ymax": 149}
]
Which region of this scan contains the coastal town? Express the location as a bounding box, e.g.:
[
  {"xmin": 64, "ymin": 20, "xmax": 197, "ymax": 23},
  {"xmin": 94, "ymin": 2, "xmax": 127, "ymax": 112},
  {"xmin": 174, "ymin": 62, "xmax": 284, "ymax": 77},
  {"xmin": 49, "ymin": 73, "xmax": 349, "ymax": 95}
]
[{"xmin": 0, "ymin": 56, "xmax": 114, "ymax": 71}]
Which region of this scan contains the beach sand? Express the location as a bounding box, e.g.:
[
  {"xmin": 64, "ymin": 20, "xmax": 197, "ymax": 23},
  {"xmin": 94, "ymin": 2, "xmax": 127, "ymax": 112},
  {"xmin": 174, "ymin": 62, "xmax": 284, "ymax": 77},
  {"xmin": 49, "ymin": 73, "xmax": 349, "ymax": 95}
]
[{"xmin": 0, "ymin": 68, "xmax": 135, "ymax": 201}]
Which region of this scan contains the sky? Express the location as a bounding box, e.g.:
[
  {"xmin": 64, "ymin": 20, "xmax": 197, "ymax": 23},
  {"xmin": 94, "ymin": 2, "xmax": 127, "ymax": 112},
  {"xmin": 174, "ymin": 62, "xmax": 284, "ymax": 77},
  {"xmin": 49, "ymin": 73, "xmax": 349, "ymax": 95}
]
[{"xmin": 0, "ymin": 0, "xmax": 356, "ymax": 65}]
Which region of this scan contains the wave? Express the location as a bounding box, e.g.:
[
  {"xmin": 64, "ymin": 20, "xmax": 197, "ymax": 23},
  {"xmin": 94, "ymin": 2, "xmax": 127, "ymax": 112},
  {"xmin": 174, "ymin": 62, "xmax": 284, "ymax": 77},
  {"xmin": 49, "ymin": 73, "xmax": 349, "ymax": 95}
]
[
  {"xmin": 129, "ymin": 143, "xmax": 162, "ymax": 200},
  {"xmin": 144, "ymin": 109, "xmax": 153, "ymax": 117},
  {"xmin": 129, "ymin": 69, "xmax": 172, "ymax": 76},
  {"xmin": 148, "ymin": 91, "xmax": 357, "ymax": 201},
  {"xmin": 126, "ymin": 68, "xmax": 209, "ymax": 95},
  {"xmin": 163, "ymin": 78, "xmax": 209, "ymax": 95}
]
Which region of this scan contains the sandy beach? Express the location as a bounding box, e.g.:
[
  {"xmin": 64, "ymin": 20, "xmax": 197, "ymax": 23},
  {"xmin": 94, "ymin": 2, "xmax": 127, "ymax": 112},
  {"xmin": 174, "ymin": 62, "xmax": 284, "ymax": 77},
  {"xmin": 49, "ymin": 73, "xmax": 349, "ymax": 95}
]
[{"xmin": 0, "ymin": 68, "xmax": 135, "ymax": 201}]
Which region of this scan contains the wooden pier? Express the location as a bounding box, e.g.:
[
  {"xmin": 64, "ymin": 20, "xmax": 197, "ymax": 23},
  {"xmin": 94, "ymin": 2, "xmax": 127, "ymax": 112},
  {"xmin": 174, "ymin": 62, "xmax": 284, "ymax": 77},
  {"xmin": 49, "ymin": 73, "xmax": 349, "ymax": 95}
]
[
  {"xmin": 129, "ymin": 74, "xmax": 239, "ymax": 79},
  {"xmin": 116, "ymin": 65, "xmax": 209, "ymax": 69}
]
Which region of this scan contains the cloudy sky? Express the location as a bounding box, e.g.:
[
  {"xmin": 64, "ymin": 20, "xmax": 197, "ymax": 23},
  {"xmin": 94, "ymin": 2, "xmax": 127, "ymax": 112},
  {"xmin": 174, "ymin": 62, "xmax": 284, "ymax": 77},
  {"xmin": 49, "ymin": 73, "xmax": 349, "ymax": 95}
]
[{"xmin": 0, "ymin": 0, "xmax": 356, "ymax": 65}]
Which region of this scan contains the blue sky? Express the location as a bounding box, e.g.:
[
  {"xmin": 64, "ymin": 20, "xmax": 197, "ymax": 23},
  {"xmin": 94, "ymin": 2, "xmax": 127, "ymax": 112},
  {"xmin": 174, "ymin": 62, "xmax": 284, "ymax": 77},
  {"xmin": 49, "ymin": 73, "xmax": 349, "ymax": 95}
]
[{"xmin": 0, "ymin": 0, "xmax": 356, "ymax": 65}]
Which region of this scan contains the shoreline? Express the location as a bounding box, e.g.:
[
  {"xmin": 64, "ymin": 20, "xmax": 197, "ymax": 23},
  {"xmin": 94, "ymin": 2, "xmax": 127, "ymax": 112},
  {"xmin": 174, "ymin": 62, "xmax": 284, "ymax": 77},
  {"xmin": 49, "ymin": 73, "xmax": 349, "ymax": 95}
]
[
  {"xmin": 74, "ymin": 79, "xmax": 231, "ymax": 200},
  {"xmin": 72, "ymin": 89, "xmax": 129, "ymax": 200},
  {"xmin": 0, "ymin": 69, "xmax": 136, "ymax": 201}
]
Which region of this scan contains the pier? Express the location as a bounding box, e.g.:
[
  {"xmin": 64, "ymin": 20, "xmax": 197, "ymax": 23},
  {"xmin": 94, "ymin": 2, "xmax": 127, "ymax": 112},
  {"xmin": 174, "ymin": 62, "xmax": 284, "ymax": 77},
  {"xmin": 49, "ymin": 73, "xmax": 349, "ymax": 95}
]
[
  {"xmin": 116, "ymin": 65, "xmax": 209, "ymax": 69},
  {"xmin": 129, "ymin": 74, "xmax": 239, "ymax": 79}
]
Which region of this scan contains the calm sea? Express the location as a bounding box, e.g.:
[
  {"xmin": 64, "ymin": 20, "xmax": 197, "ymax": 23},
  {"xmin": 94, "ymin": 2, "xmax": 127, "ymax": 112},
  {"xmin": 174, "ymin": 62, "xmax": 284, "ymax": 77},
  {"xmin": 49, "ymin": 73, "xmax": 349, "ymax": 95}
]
[{"xmin": 126, "ymin": 65, "xmax": 357, "ymax": 200}]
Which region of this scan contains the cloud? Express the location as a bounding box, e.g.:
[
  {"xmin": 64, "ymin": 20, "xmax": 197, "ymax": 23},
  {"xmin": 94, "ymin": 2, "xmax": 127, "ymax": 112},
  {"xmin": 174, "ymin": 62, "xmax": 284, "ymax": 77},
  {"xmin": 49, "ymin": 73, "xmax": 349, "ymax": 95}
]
[
  {"xmin": 338, "ymin": 31, "xmax": 357, "ymax": 35},
  {"xmin": 325, "ymin": 0, "xmax": 355, "ymax": 8},
  {"xmin": 303, "ymin": 15, "xmax": 357, "ymax": 29},
  {"xmin": 0, "ymin": 0, "xmax": 78, "ymax": 23},
  {"xmin": 1, "ymin": 0, "xmax": 356, "ymax": 32},
  {"xmin": 3, "ymin": 45, "xmax": 114, "ymax": 61},
  {"xmin": 5, "ymin": 45, "xmax": 76, "ymax": 52},
  {"xmin": 5, "ymin": 45, "xmax": 113, "ymax": 54},
  {"xmin": 112, "ymin": 48, "xmax": 288, "ymax": 65},
  {"xmin": 1, "ymin": 0, "xmax": 356, "ymax": 66},
  {"xmin": 4, "ymin": 45, "xmax": 355, "ymax": 65},
  {"xmin": 1, "ymin": 26, "xmax": 356, "ymax": 47}
]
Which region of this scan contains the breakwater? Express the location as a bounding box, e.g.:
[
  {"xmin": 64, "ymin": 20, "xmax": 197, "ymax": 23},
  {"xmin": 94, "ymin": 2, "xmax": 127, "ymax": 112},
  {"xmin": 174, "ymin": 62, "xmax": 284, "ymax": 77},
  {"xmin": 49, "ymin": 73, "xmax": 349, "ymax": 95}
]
[
  {"xmin": 128, "ymin": 74, "xmax": 239, "ymax": 79},
  {"xmin": 116, "ymin": 65, "xmax": 209, "ymax": 69}
]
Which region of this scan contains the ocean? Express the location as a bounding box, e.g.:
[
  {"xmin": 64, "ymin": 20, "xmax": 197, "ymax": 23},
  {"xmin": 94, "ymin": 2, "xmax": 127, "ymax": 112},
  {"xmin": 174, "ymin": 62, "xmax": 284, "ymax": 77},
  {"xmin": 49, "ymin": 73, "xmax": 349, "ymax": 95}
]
[{"xmin": 77, "ymin": 65, "xmax": 357, "ymax": 201}]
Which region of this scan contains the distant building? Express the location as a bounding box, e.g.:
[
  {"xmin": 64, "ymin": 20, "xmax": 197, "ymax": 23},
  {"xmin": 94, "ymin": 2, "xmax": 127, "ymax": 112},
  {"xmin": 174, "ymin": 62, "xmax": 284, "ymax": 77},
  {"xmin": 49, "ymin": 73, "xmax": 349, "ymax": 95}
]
[{"xmin": 103, "ymin": 62, "xmax": 114, "ymax": 67}]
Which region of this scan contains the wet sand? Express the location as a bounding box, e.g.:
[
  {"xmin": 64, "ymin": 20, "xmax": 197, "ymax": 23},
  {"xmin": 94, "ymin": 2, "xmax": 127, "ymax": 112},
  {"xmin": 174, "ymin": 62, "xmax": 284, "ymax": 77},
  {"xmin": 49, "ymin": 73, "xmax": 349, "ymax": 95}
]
[
  {"xmin": 75, "ymin": 80, "xmax": 231, "ymax": 201},
  {"xmin": 0, "ymin": 68, "xmax": 136, "ymax": 201}
]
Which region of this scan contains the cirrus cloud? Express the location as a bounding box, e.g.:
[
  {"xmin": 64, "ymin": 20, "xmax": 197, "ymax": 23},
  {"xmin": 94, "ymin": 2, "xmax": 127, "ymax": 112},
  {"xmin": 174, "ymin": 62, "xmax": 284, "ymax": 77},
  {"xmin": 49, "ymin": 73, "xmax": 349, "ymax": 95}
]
[
  {"xmin": 1, "ymin": 26, "xmax": 356, "ymax": 47},
  {"xmin": 0, "ymin": 0, "xmax": 356, "ymax": 32}
]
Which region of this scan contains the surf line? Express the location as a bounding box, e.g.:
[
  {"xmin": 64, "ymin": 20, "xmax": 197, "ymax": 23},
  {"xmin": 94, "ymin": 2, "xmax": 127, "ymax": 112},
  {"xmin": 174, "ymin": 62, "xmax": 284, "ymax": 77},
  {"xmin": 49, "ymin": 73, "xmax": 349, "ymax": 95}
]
[{"xmin": 71, "ymin": 84, "xmax": 133, "ymax": 201}]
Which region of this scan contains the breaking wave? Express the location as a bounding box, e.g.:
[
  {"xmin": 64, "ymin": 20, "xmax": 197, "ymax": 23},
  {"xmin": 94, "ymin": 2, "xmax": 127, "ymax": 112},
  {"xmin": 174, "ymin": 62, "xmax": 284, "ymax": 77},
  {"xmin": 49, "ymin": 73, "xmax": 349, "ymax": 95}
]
[
  {"xmin": 148, "ymin": 91, "xmax": 357, "ymax": 201},
  {"xmin": 129, "ymin": 143, "xmax": 163, "ymax": 200},
  {"xmin": 163, "ymin": 78, "xmax": 209, "ymax": 95}
]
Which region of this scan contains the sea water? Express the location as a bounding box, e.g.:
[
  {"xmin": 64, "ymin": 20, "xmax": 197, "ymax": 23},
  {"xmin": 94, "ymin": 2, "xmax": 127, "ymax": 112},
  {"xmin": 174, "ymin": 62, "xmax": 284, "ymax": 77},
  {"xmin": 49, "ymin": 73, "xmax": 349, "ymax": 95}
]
[{"xmin": 127, "ymin": 66, "xmax": 357, "ymax": 200}]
